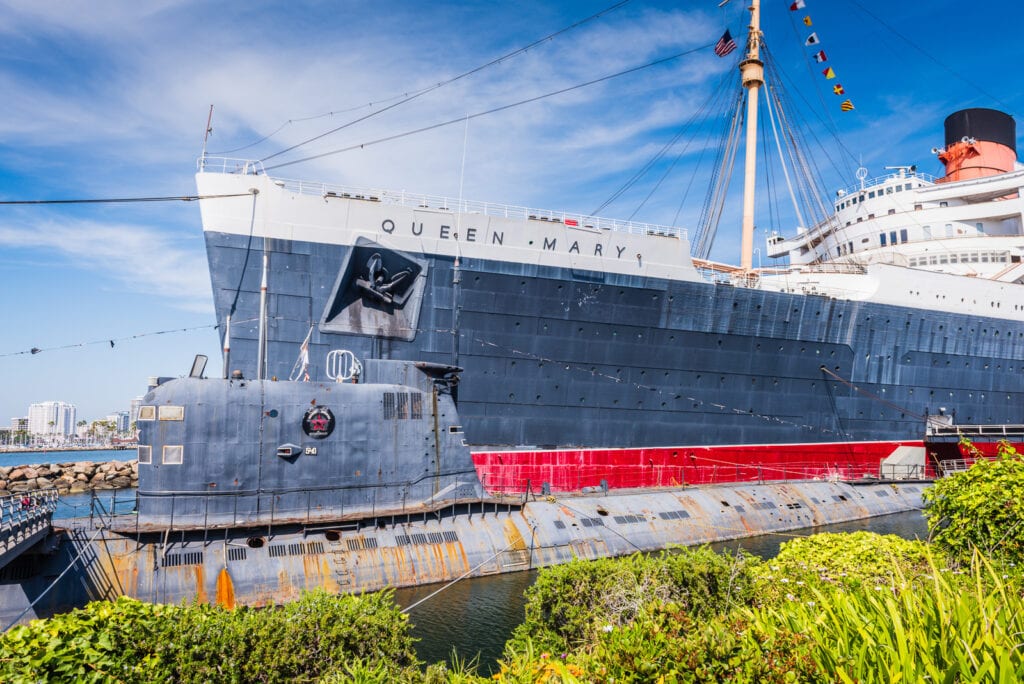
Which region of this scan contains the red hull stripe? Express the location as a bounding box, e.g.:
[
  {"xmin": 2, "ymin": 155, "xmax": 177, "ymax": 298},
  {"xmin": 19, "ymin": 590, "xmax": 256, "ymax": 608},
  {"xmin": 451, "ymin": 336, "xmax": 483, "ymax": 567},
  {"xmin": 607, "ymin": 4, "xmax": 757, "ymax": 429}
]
[{"xmin": 470, "ymin": 441, "xmax": 931, "ymax": 494}]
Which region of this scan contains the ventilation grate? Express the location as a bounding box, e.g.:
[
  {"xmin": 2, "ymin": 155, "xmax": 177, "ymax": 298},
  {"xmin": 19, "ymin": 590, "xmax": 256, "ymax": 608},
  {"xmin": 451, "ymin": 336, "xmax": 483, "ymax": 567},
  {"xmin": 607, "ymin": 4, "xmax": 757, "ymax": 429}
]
[
  {"xmin": 227, "ymin": 547, "xmax": 247, "ymax": 562},
  {"xmin": 163, "ymin": 551, "xmax": 203, "ymax": 567}
]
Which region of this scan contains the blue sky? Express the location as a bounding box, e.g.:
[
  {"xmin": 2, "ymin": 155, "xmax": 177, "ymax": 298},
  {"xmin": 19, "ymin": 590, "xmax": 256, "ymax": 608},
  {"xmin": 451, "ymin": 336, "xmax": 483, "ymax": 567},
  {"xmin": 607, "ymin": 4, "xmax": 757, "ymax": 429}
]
[{"xmin": 1, "ymin": 0, "xmax": 1019, "ymax": 424}]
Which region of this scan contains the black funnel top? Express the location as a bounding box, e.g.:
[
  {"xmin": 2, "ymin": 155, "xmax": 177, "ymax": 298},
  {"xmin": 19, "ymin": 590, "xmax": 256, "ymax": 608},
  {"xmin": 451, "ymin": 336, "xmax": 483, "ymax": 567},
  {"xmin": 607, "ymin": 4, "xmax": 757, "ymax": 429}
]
[{"xmin": 944, "ymin": 108, "xmax": 1016, "ymax": 153}]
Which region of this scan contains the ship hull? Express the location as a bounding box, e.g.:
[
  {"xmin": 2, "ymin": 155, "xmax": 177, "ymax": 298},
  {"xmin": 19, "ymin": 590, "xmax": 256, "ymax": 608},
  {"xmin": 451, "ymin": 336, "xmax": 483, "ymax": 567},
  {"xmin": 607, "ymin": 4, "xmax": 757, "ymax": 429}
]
[
  {"xmin": 0, "ymin": 480, "xmax": 924, "ymax": 626},
  {"xmin": 204, "ymin": 228, "xmax": 1023, "ymax": 485}
]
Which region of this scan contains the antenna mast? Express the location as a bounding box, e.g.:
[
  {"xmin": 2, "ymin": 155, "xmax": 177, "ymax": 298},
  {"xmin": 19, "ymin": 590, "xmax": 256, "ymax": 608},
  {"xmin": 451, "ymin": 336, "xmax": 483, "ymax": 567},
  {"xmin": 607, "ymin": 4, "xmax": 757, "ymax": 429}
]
[
  {"xmin": 738, "ymin": 0, "xmax": 763, "ymax": 271},
  {"xmin": 200, "ymin": 105, "xmax": 214, "ymax": 165}
]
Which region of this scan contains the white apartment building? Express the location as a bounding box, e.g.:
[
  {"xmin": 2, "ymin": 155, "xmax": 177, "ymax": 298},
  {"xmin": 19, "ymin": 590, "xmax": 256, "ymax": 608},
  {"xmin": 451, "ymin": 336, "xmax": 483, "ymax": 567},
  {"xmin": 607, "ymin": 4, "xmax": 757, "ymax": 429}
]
[{"xmin": 28, "ymin": 401, "xmax": 77, "ymax": 437}]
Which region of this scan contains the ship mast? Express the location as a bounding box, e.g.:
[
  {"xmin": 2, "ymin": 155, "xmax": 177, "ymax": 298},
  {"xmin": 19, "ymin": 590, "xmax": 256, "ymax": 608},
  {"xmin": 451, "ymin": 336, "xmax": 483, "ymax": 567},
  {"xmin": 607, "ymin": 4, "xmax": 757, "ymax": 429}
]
[{"xmin": 738, "ymin": 0, "xmax": 763, "ymax": 271}]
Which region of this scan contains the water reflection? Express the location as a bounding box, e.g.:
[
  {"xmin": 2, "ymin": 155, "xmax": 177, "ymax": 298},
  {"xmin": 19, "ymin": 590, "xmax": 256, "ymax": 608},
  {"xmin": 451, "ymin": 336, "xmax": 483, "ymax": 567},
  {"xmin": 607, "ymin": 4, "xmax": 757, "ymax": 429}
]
[{"xmin": 395, "ymin": 510, "xmax": 929, "ymax": 674}]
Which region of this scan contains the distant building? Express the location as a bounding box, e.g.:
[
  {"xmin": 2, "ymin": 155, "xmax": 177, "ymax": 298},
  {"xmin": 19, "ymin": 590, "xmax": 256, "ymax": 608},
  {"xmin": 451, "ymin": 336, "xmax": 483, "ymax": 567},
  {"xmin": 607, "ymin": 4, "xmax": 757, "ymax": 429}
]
[
  {"xmin": 108, "ymin": 411, "xmax": 130, "ymax": 434},
  {"xmin": 129, "ymin": 397, "xmax": 143, "ymax": 430},
  {"xmin": 11, "ymin": 417, "xmax": 28, "ymax": 432},
  {"xmin": 28, "ymin": 401, "xmax": 77, "ymax": 437}
]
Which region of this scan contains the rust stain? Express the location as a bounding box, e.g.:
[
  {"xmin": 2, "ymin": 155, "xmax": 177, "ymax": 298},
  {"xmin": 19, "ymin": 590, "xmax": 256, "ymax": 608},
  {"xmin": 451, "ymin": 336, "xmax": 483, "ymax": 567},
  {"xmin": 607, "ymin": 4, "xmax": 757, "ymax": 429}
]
[
  {"xmin": 319, "ymin": 557, "xmax": 340, "ymax": 594},
  {"xmin": 193, "ymin": 565, "xmax": 207, "ymax": 605},
  {"xmin": 215, "ymin": 567, "xmax": 236, "ymax": 609},
  {"xmin": 503, "ymin": 518, "xmax": 527, "ymax": 551},
  {"xmin": 559, "ymin": 506, "xmax": 575, "ymax": 518}
]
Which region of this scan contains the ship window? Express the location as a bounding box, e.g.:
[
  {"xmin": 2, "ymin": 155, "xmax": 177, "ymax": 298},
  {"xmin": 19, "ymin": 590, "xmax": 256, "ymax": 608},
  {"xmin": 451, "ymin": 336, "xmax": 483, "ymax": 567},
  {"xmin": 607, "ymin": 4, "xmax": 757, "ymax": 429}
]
[
  {"xmin": 949, "ymin": 255, "xmax": 958, "ymax": 263},
  {"xmin": 940, "ymin": 201, "xmax": 948, "ymax": 207},
  {"xmin": 888, "ymin": 209, "xmax": 895, "ymax": 215},
  {"xmin": 922, "ymin": 225, "xmax": 932, "ymax": 239},
  {"xmin": 848, "ymin": 242, "xmax": 853, "ymax": 254},
  {"xmin": 138, "ymin": 406, "xmax": 156, "ymax": 421},
  {"xmin": 887, "ymin": 186, "xmax": 894, "ymax": 194},
  {"xmin": 981, "ymin": 254, "xmax": 990, "ymax": 263},
  {"xmin": 900, "ymin": 229, "xmax": 908, "ymax": 243},
  {"xmin": 158, "ymin": 406, "xmax": 184, "ymax": 421},
  {"xmin": 162, "ymin": 445, "xmax": 183, "ymax": 465},
  {"xmin": 939, "ymin": 256, "xmax": 948, "ymax": 264},
  {"xmin": 889, "ymin": 231, "xmax": 897, "ymax": 245},
  {"xmin": 895, "ymin": 185, "xmax": 903, "ymax": 192},
  {"xmin": 879, "ymin": 233, "xmax": 887, "ymax": 246},
  {"xmin": 869, "ymin": 191, "xmax": 876, "ymax": 198},
  {"xmin": 976, "ymin": 222, "xmax": 985, "ymax": 234},
  {"xmin": 852, "ymin": 196, "xmax": 858, "ymax": 204},
  {"xmin": 914, "ymin": 204, "xmax": 922, "ymax": 210},
  {"xmin": 929, "ymin": 256, "xmax": 937, "ymax": 265},
  {"xmin": 138, "ymin": 445, "xmax": 152, "ymax": 464},
  {"xmin": 868, "ymin": 213, "xmax": 875, "ymax": 219},
  {"xmin": 836, "ymin": 247, "xmax": 842, "ymax": 257},
  {"xmin": 905, "ymin": 184, "xmax": 912, "ymax": 191},
  {"xmin": 970, "ymin": 253, "xmax": 979, "ymax": 263}
]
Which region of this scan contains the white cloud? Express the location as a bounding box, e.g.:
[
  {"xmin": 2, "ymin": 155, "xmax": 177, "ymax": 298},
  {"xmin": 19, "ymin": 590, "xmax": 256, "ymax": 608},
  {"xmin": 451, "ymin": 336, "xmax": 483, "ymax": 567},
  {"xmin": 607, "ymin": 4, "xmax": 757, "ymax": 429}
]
[{"xmin": 0, "ymin": 218, "xmax": 212, "ymax": 312}]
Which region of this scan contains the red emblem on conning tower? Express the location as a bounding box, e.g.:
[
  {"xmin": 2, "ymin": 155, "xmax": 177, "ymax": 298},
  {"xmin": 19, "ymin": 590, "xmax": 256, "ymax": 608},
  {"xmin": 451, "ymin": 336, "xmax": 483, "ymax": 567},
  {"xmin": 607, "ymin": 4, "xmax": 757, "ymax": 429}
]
[{"xmin": 302, "ymin": 406, "xmax": 335, "ymax": 439}]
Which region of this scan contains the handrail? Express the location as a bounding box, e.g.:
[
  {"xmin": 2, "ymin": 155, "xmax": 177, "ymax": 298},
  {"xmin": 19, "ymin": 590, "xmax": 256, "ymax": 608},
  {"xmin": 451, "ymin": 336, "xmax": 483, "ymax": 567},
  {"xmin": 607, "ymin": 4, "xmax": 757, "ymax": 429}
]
[
  {"xmin": 197, "ymin": 156, "xmax": 687, "ymax": 241},
  {"xmin": 0, "ymin": 489, "xmax": 59, "ymax": 527}
]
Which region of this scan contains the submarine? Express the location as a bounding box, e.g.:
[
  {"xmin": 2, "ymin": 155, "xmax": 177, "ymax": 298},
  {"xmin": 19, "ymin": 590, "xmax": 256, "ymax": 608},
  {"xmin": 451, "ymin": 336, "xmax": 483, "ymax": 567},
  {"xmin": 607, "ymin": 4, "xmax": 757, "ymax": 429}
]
[{"xmin": 0, "ymin": 351, "xmax": 925, "ymax": 627}]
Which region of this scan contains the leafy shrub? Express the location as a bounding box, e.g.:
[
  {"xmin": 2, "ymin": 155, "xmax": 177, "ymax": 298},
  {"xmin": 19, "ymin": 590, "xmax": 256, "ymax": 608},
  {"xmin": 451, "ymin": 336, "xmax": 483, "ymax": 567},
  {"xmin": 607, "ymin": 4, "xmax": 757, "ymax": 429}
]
[
  {"xmin": 0, "ymin": 589, "xmax": 418, "ymax": 683},
  {"xmin": 746, "ymin": 550, "xmax": 1024, "ymax": 682},
  {"xmin": 752, "ymin": 531, "xmax": 939, "ymax": 603},
  {"xmin": 923, "ymin": 440, "xmax": 1024, "ymax": 562},
  {"xmin": 506, "ymin": 546, "xmax": 759, "ymax": 656}
]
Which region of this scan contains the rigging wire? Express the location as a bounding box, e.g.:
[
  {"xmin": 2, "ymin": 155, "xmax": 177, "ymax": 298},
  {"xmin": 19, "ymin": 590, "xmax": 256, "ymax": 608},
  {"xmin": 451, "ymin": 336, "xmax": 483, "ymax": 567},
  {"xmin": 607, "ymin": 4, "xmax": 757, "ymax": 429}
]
[
  {"xmin": 256, "ymin": 1, "xmax": 635, "ymax": 164},
  {"xmin": 0, "ymin": 325, "xmax": 218, "ymax": 359},
  {"xmin": 845, "ymin": 0, "xmax": 1011, "ymax": 111},
  {"xmin": 262, "ymin": 44, "xmax": 714, "ymax": 173},
  {"xmin": 0, "ymin": 193, "xmax": 253, "ymax": 206},
  {"xmin": 592, "ymin": 65, "xmax": 736, "ymax": 220}
]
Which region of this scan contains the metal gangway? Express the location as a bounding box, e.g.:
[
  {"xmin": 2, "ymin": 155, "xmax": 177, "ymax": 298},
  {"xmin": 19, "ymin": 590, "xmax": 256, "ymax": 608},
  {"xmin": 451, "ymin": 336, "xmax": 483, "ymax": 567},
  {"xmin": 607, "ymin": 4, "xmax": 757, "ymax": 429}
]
[{"xmin": 0, "ymin": 490, "xmax": 58, "ymax": 571}]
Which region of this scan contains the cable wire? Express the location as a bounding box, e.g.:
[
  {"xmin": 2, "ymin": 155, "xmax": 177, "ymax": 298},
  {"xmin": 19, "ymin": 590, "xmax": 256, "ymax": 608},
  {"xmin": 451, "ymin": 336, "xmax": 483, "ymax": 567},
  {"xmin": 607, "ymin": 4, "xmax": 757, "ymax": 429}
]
[{"xmin": 258, "ymin": 1, "xmax": 634, "ymax": 164}]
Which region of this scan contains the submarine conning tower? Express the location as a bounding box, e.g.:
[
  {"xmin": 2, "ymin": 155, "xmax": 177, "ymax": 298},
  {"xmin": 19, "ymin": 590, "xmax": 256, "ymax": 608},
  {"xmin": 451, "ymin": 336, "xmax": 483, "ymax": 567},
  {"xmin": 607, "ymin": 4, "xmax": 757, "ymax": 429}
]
[
  {"xmin": 134, "ymin": 358, "xmax": 484, "ymax": 530},
  {"xmin": 937, "ymin": 108, "xmax": 1018, "ymax": 183}
]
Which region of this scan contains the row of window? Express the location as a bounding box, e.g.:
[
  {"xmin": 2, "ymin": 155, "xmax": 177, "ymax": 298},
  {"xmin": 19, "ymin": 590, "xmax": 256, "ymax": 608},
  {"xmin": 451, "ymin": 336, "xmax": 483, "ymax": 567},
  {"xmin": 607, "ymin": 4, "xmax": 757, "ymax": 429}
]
[
  {"xmin": 835, "ymin": 182, "xmax": 918, "ymax": 211},
  {"xmin": 138, "ymin": 444, "xmax": 181, "ymax": 465},
  {"xmin": 137, "ymin": 405, "xmax": 183, "ymax": 421},
  {"xmin": 908, "ymin": 251, "xmax": 1011, "ymax": 267}
]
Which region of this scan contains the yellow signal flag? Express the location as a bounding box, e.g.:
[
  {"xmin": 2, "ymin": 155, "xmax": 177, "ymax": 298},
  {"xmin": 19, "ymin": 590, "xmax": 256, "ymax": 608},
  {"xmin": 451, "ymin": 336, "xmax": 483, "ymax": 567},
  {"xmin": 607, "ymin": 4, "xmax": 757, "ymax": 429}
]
[
  {"xmin": 803, "ymin": 16, "xmax": 812, "ymax": 26},
  {"xmin": 841, "ymin": 99, "xmax": 855, "ymax": 112},
  {"xmin": 833, "ymin": 84, "xmax": 845, "ymax": 95},
  {"xmin": 823, "ymin": 67, "xmax": 836, "ymax": 79}
]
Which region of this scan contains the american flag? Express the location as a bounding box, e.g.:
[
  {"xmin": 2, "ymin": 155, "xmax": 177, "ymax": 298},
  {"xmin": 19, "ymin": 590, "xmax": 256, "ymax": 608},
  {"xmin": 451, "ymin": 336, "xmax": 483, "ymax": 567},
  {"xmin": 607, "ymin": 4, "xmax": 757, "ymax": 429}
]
[{"xmin": 714, "ymin": 30, "xmax": 737, "ymax": 58}]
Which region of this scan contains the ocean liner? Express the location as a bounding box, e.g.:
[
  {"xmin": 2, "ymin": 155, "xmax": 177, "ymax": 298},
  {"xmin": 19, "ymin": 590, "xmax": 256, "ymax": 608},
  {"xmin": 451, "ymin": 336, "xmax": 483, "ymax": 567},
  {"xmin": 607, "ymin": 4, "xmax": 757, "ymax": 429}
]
[{"xmin": 194, "ymin": 3, "xmax": 1023, "ymax": 492}]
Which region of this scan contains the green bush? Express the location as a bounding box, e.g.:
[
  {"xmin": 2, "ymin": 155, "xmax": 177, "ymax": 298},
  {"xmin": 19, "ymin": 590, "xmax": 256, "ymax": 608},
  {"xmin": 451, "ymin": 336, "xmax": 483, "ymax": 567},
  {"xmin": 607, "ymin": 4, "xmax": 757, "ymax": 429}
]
[
  {"xmin": 0, "ymin": 590, "xmax": 419, "ymax": 683},
  {"xmin": 752, "ymin": 531, "xmax": 939, "ymax": 604},
  {"xmin": 745, "ymin": 550, "xmax": 1024, "ymax": 682},
  {"xmin": 924, "ymin": 440, "xmax": 1024, "ymax": 562},
  {"xmin": 506, "ymin": 546, "xmax": 759, "ymax": 656}
]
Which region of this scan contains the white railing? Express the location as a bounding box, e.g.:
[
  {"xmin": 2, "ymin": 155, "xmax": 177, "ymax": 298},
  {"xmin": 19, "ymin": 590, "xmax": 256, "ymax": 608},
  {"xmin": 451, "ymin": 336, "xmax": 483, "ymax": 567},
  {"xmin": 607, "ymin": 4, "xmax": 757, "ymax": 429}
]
[
  {"xmin": 836, "ymin": 171, "xmax": 937, "ymax": 198},
  {"xmin": 197, "ymin": 156, "xmax": 687, "ymax": 241}
]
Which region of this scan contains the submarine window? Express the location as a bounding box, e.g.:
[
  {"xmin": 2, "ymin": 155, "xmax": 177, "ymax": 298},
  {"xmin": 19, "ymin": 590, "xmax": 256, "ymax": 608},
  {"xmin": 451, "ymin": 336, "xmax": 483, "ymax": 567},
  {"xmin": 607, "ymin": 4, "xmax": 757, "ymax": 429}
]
[
  {"xmin": 137, "ymin": 445, "xmax": 152, "ymax": 464},
  {"xmin": 448, "ymin": 425, "xmax": 463, "ymax": 434},
  {"xmin": 138, "ymin": 406, "xmax": 156, "ymax": 421},
  {"xmin": 595, "ymin": 507, "xmax": 609, "ymax": 516},
  {"xmin": 247, "ymin": 537, "xmax": 265, "ymax": 549},
  {"xmin": 324, "ymin": 531, "xmax": 341, "ymax": 542},
  {"xmin": 158, "ymin": 406, "xmax": 184, "ymax": 421},
  {"xmin": 162, "ymin": 445, "xmax": 183, "ymax": 465}
]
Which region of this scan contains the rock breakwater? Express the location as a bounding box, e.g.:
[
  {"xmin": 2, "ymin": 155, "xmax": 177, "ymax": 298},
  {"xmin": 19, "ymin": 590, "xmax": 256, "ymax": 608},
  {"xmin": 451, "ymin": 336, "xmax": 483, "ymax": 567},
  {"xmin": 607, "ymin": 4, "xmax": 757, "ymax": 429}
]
[{"xmin": 0, "ymin": 461, "xmax": 137, "ymax": 495}]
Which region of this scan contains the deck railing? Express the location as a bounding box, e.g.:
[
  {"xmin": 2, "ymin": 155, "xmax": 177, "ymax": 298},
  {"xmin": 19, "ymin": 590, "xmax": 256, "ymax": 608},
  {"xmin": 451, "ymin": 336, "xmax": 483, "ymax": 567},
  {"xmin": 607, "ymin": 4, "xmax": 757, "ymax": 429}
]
[{"xmin": 197, "ymin": 156, "xmax": 687, "ymax": 240}]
